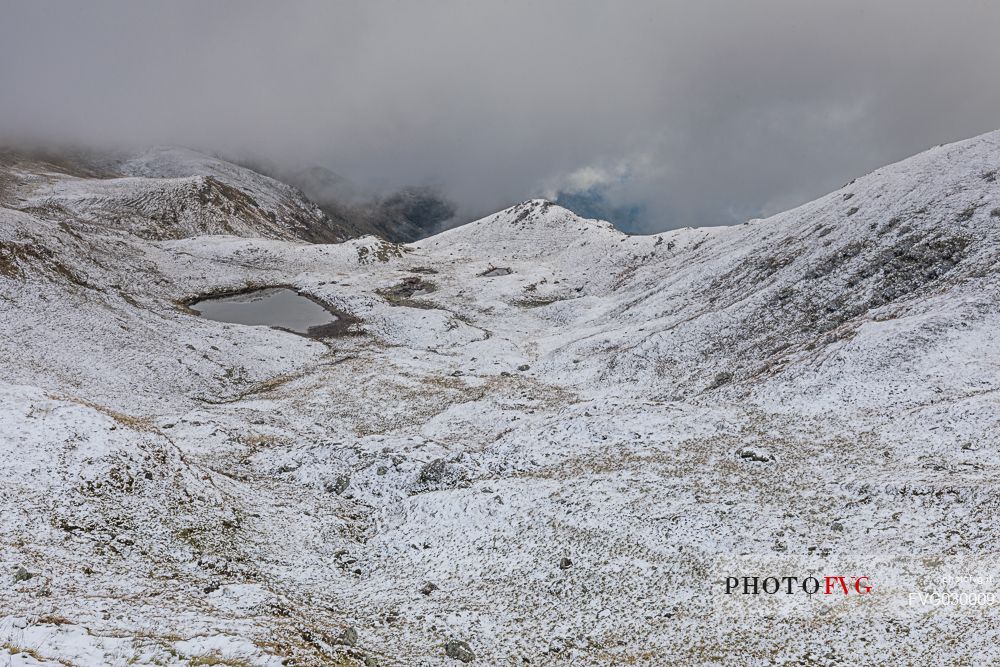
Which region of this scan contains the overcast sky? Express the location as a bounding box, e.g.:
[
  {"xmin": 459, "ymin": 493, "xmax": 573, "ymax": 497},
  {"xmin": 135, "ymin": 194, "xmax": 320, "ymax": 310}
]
[{"xmin": 3, "ymin": 0, "xmax": 1000, "ymax": 232}]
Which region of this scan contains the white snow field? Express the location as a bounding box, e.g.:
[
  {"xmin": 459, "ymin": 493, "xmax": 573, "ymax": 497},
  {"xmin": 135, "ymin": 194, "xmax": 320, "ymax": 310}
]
[{"xmin": 2, "ymin": 133, "xmax": 1000, "ymax": 665}]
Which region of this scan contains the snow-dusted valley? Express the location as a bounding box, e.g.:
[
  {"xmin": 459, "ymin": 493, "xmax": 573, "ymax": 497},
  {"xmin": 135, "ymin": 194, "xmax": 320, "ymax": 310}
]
[{"xmin": 2, "ymin": 133, "xmax": 1000, "ymax": 666}]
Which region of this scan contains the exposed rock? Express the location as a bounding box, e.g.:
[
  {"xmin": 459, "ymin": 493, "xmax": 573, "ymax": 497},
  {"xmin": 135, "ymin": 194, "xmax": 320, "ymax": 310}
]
[
  {"xmin": 708, "ymin": 371, "xmax": 733, "ymax": 389},
  {"xmin": 737, "ymin": 447, "xmax": 773, "ymax": 463},
  {"xmin": 413, "ymin": 458, "xmax": 467, "ymax": 493},
  {"xmin": 418, "ymin": 459, "xmax": 448, "ymax": 486},
  {"xmin": 445, "ymin": 639, "xmax": 475, "ymax": 663},
  {"xmin": 479, "ymin": 266, "xmax": 513, "ymax": 277},
  {"xmin": 335, "ymin": 626, "xmax": 358, "ymax": 647},
  {"xmin": 326, "ymin": 474, "xmax": 351, "ymax": 495},
  {"xmin": 378, "ymin": 276, "xmax": 435, "ymax": 303}
]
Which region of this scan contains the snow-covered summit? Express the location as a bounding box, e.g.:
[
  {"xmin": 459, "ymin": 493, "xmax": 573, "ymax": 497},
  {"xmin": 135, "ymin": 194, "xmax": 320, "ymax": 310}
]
[{"xmin": 419, "ymin": 198, "xmax": 620, "ymax": 258}]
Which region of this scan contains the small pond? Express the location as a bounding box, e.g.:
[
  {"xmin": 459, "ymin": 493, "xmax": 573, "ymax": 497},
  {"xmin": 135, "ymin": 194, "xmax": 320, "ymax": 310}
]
[{"xmin": 188, "ymin": 287, "xmax": 339, "ymax": 336}]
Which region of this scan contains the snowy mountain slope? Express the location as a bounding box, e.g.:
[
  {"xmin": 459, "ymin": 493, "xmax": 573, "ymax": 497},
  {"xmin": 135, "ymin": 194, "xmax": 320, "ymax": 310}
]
[
  {"xmin": 420, "ymin": 133, "xmax": 1000, "ymax": 413},
  {"xmin": 120, "ymin": 147, "xmax": 348, "ymax": 242},
  {"xmin": 611, "ymin": 134, "xmax": 999, "ymax": 402},
  {"xmin": 0, "ymin": 147, "xmax": 349, "ymax": 242},
  {"xmin": 2, "ymin": 132, "xmax": 1000, "ymax": 665}
]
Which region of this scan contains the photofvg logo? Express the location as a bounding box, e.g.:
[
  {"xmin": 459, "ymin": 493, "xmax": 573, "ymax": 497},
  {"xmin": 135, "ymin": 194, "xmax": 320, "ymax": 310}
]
[
  {"xmin": 725, "ymin": 575, "xmax": 872, "ymax": 596},
  {"xmin": 712, "ymin": 555, "xmax": 1000, "ymax": 618}
]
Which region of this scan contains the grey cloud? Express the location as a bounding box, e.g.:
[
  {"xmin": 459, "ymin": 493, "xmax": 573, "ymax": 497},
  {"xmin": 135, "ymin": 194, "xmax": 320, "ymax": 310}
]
[{"xmin": 2, "ymin": 0, "xmax": 999, "ymax": 232}]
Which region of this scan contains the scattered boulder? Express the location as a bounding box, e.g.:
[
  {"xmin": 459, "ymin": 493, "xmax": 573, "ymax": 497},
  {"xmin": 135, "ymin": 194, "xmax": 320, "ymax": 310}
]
[
  {"xmin": 708, "ymin": 371, "xmax": 733, "ymax": 389},
  {"xmin": 479, "ymin": 266, "xmax": 512, "ymax": 277},
  {"xmin": 737, "ymin": 447, "xmax": 773, "ymax": 463},
  {"xmin": 335, "ymin": 626, "xmax": 358, "ymax": 647},
  {"xmin": 326, "ymin": 474, "xmax": 351, "ymax": 495},
  {"xmin": 517, "ymin": 364, "xmax": 530, "ymax": 372},
  {"xmin": 559, "ymin": 557, "xmax": 573, "ymax": 570},
  {"xmin": 445, "ymin": 639, "xmax": 476, "ymax": 663},
  {"xmin": 378, "ymin": 276, "xmax": 435, "ymax": 303},
  {"xmin": 418, "ymin": 459, "xmax": 448, "ymax": 486},
  {"xmin": 413, "ymin": 458, "xmax": 467, "ymax": 493},
  {"xmin": 13, "ymin": 566, "xmax": 33, "ymax": 583},
  {"xmin": 420, "ymin": 581, "xmax": 438, "ymax": 596}
]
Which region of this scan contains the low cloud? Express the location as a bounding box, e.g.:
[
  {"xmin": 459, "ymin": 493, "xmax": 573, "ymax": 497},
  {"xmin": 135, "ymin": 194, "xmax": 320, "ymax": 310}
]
[{"xmin": 2, "ymin": 1, "xmax": 999, "ymax": 232}]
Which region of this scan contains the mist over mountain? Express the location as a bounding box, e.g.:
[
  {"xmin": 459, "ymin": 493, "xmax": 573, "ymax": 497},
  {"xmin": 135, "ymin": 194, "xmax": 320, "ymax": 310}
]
[
  {"xmin": 553, "ymin": 186, "xmax": 645, "ymax": 231},
  {"xmin": 222, "ymin": 157, "xmax": 459, "ymax": 242},
  {"xmin": 276, "ymin": 167, "xmax": 458, "ymax": 242}
]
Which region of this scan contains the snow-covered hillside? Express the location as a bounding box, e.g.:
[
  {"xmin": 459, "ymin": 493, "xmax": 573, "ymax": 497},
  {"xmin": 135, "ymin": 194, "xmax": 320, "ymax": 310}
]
[
  {"xmin": 1, "ymin": 147, "xmax": 350, "ymax": 242},
  {"xmin": 2, "ymin": 132, "xmax": 999, "ymax": 665}
]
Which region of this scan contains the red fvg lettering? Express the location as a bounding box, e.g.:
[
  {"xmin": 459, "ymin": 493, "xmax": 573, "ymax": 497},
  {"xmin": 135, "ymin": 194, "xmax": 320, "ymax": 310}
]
[{"xmin": 824, "ymin": 576, "xmax": 872, "ymax": 595}]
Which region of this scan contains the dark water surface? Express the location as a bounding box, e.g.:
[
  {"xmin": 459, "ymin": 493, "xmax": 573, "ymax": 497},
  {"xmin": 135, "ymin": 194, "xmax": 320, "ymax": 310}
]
[{"xmin": 189, "ymin": 288, "xmax": 337, "ymax": 334}]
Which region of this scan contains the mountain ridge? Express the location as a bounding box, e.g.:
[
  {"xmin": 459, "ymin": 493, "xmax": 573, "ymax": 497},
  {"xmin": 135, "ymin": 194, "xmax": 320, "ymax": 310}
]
[{"xmin": 2, "ymin": 130, "xmax": 999, "ymax": 665}]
